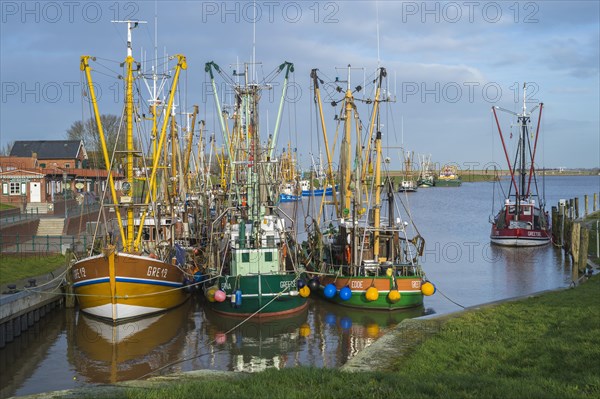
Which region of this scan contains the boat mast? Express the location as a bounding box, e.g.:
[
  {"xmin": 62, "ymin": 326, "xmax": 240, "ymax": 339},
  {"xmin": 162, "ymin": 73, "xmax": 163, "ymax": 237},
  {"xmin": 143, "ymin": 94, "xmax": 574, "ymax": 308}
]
[
  {"xmin": 342, "ymin": 65, "xmax": 354, "ymax": 214},
  {"xmin": 519, "ymin": 82, "xmax": 529, "ymax": 202},
  {"xmin": 112, "ymin": 20, "xmax": 146, "ymax": 251},
  {"xmin": 372, "ymin": 68, "xmax": 385, "ymax": 261},
  {"xmin": 311, "ymin": 69, "xmax": 339, "ymax": 217}
]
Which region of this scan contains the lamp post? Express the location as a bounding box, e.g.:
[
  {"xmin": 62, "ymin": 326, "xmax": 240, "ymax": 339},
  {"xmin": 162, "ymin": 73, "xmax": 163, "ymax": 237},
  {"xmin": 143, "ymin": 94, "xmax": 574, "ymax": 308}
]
[{"xmin": 63, "ymin": 172, "xmax": 68, "ymax": 219}]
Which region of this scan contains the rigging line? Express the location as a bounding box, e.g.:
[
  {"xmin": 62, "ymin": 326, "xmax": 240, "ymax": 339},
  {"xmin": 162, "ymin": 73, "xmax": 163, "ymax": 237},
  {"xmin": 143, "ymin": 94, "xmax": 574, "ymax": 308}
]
[{"xmin": 436, "ymin": 286, "xmax": 466, "ymax": 309}]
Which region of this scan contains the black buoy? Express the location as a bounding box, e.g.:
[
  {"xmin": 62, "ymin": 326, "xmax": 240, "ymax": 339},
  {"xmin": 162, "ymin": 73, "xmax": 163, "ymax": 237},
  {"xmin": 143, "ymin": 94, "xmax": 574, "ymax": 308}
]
[{"xmin": 308, "ymin": 278, "xmax": 319, "ymax": 291}]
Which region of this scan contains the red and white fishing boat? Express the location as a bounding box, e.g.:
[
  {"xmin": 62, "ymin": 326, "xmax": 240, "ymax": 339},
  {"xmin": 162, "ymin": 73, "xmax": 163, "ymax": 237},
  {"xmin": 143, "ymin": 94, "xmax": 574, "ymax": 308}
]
[{"xmin": 490, "ymin": 83, "xmax": 551, "ymax": 247}]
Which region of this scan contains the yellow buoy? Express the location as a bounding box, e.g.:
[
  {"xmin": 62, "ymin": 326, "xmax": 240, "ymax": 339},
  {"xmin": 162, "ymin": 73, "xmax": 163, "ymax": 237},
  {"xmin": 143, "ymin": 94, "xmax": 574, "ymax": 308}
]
[
  {"xmin": 299, "ymin": 323, "xmax": 311, "ymax": 337},
  {"xmin": 366, "ymin": 323, "xmax": 380, "ymax": 338},
  {"xmin": 299, "ymin": 285, "xmax": 310, "ymax": 298},
  {"xmin": 421, "ymin": 281, "xmax": 435, "ymax": 296},
  {"xmin": 365, "ymin": 286, "xmax": 379, "ymax": 301},
  {"xmin": 388, "ymin": 289, "xmax": 401, "ymax": 303},
  {"xmin": 206, "ymin": 286, "xmax": 218, "ymax": 302}
]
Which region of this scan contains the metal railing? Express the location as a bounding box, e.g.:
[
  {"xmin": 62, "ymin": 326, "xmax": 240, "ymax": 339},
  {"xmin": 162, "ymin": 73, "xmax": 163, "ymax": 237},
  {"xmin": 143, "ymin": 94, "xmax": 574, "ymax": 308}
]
[
  {"xmin": 0, "ymin": 208, "xmax": 40, "ymax": 226},
  {"xmin": 0, "ymin": 234, "xmax": 91, "ymax": 255}
]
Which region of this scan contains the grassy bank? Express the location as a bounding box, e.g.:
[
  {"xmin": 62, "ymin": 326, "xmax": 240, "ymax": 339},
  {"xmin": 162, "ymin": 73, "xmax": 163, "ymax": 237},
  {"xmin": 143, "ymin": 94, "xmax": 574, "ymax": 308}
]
[
  {"xmin": 0, "ymin": 202, "xmax": 17, "ymax": 210},
  {"xmin": 78, "ymin": 275, "xmax": 600, "ymax": 399},
  {"xmin": 460, "ymin": 172, "xmax": 499, "ymax": 182},
  {"xmin": 0, "ymin": 254, "xmax": 66, "ymax": 285}
]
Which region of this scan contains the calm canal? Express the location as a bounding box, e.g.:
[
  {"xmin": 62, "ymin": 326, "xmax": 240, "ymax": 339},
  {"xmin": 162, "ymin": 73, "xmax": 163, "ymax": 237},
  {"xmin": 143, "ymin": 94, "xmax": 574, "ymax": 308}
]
[{"xmin": 1, "ymin": 175, "xmax": 598, "ymax": 398}]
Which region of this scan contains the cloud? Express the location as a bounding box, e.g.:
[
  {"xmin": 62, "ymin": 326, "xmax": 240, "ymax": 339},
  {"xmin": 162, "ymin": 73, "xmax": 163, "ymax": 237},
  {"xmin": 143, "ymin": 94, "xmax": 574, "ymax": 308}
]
[{"xmin": 0, "ymin": 0, "xmax": 598, "ymax": 168}]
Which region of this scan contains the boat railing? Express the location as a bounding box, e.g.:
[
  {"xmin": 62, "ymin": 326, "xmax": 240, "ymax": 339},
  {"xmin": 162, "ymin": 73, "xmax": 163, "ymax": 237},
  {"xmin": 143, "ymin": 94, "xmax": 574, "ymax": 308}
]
[{"xmin": 326, "ymin": 262, "xmax": 422, "ymax": 278}]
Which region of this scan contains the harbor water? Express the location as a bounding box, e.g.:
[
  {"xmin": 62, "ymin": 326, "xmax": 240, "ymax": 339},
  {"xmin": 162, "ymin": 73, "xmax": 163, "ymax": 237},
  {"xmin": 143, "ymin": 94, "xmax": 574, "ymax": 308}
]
[{"xmin": 1, "ymin": 175, "xmax": 598, "ymax": 398}]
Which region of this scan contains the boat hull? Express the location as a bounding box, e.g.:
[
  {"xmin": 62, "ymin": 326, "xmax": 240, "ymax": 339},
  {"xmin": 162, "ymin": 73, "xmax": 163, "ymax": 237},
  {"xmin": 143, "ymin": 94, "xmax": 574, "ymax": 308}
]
[
  {"xmin": 490, "ymin": 227, "xmax": 551, "ymax": 247},
  {"xmin": 318, "ymin": 275, "xmax": 423, "ymax": 310},
  {"xmin": 72, "ymin": 252, "xmax": 189, "ymax": 322},
  {"xmin": 278, "ymin": 193, "xmax": 301, "ymax": 202},
  {"xmin": 302, "ymin": 187, "xmax": 334, "ymax": 196},
  {"xmin": 208, "ymin": 274, "xmax": 308, "ymax": 318}
]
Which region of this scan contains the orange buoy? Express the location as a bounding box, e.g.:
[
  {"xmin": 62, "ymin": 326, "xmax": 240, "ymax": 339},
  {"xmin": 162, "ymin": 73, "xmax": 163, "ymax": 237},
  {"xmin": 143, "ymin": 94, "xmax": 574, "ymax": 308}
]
[
  {"xmin": 365, "ymin": 286, "xmax": 379, "ymax": 301},
  {"xmin": 388, "ymin": 289, "xmax": 401, "ymax": 303},
  {"xmin": 421, "ymin": 281, "xmax": 435, "ymax": 296}
]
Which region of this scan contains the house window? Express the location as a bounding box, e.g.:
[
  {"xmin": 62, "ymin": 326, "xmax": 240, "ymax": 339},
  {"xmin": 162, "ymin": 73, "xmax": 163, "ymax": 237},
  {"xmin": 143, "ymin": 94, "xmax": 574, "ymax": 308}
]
[
  {"xmin": 9, "ymin": 182, "xmax": 21, "ymax": 195},
  {"xmin": 39, "ymin": 163, "xmax": 46, "ymax": 168},
  {"xmin": 2, "ymin": 183, "xmax": 7, "ymax": 195},
  {"xmin": 265, "ymin": 252, "xmax": 273, "ymax": 262},
  {"xmin": 242, "ymin": 252, "xmax": 250, "ymax": 263},
  {"xmin": 65, "ymin": 163, "xmax": 70, "ymax": 168}
]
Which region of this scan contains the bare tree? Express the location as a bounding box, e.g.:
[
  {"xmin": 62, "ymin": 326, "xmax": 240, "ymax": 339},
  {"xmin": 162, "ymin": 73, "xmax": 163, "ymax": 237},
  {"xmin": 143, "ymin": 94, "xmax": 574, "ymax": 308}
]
[
  {"xmin": 0, "ymin": 141, "xmax": 14, "ymax": 156},
  {"xmin": 66, "ymin": 115, "xmax": 125, "ymax": 169}
]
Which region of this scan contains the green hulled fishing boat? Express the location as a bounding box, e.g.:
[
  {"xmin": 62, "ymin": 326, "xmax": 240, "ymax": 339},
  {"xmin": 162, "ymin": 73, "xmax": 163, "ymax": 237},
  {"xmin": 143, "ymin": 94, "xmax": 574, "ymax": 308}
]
[
  {"xmin": 203, "ymin": 61, "xmax": 308, "ymax": 318},
  {"xmin": 303, "ymin": 66, "xmax": 435, "ymax": 311}
]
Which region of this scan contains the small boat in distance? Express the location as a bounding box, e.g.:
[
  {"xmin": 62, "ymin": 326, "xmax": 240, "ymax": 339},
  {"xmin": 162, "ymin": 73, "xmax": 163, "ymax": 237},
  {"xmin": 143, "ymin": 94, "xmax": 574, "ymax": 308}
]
[
  {"xmin": 398, "ymin": 150, "xmax": 418, "ymax": 192},
  {"xmin": 489, "ymin": 83, "xmax": 551, "ymax": 247},
  {"xmin": 417, "ymin": 154, "xmax": 435, "ymax": 188},
  {"xmin": 435, "ymin": 165, "xmax": 462, "ymax": 187}
]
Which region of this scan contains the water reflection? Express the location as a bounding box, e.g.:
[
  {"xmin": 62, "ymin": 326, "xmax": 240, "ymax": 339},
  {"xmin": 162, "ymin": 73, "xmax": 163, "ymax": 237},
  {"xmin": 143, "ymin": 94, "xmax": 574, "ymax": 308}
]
[
  {"xmin": 306, "ymin": 301, "xmax": 426, "ymax": 367},
  {"xmin": 68, "ymin": 300, "xmax": 191, "ymax": 383},
  {"xmin": 203, "ymin": 307, "xmax": 309, "ymax": 372},
  {"xmin": 489, "ymin": 245, "xmax": 574, "ymax": 298}
]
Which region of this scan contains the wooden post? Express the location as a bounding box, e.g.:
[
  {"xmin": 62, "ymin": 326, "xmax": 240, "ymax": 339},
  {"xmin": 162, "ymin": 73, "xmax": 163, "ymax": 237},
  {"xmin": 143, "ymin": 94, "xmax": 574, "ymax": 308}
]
[
  {"xmin": 558, "ymin": 201, "xmax": 565, "ymax": 247},
  {"xmin": 571, "ymin": 222, "xmax": 580, "ymax": 282},
  {"xmin": 551, "ymin": 206, "xmax": 558, "ymax": 244},
  {"xmin": 584, "ymin": 195, "xmax": 588, "ymax": 217},
  {"xmin": 574, "ymin": 197, "xmax": 579, "ymax": 219},
  {"xmin": 594, "ymin": 193, "xmax": 598, "ymax": 212},
  {"xmin": 569, "ymin": 198, "xmax": 574, "ymax": 219},
  {"xmin": 564, "ymin": 209, "xmax": 573, "ymax": 251},
  {"xmin": 578, "ymin": 225, "xmax": 589, "ymax": 274}
]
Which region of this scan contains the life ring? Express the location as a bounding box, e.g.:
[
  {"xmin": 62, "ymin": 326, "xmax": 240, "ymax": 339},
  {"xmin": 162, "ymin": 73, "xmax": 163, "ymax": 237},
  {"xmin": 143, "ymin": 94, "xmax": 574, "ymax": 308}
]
[{"xmin": 345, "ymin": 245, "xmax": 351, "ymax": 264}]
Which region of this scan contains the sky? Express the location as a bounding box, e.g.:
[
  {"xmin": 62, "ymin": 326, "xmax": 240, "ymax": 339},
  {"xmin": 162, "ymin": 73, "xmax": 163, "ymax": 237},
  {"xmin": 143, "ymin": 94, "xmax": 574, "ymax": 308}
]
[{"xmin": 1, "ymin": 0, "xmax": 599, "ymax": 172}]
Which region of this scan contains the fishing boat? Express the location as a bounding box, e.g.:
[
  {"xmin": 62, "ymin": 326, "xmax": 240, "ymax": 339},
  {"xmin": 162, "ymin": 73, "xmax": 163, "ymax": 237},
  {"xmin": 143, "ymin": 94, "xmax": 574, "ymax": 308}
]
[
  {"xmin": 72, "ymin": 21, "xmax": 192, "ymax": 322},
  {"xmin": 490, "ymin": 83, "xmax": 551, "ymax": 246},
  {"xmin": 435, "ymin": 165, "xmax": 462, "ymax": 187},
  {"xmin": 417, "ymin": 154, "xmax": 435, "ymax": 188},
  {"xmin": 304, "ymin": 66, "xmax": 434, "ymax": 311},
  {"xmin": 278, "ymin": 144, "xmax": 302, "ymax": 203},
  {"xmin": 398, "ymin": 150, "xmax": 418, "ymax": 192},
  {"xmin": 300, "ymin": 153, "xmax": 336, "ymax": 196},
  {"xmin": 203, "ymin": 61, "xmax": 308, "ymax": 317}
]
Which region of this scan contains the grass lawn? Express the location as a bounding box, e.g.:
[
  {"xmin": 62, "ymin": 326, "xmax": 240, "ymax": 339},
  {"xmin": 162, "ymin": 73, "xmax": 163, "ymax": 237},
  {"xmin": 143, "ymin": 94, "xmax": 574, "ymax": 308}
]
[
  {"xmin": 0, "ymin": 202, "xmax": 17, "ymax": 210},
  {"xmin": 84, "ymin": 275, "xmax": 600, "ymax": 399},
  {"xmin": 0, "ymin": 254, "xmax": 66, "ymax": 285}
]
